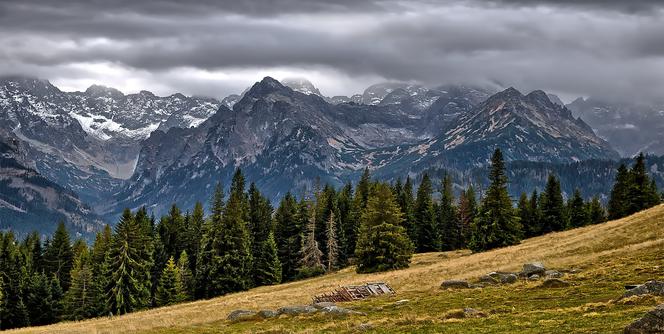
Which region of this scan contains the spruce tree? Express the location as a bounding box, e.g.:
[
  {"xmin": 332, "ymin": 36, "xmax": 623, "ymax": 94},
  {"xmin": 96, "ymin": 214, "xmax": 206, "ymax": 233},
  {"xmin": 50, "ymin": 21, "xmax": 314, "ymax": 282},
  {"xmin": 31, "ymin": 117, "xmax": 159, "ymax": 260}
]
[
  {"xmin": 155, "ymin": 257, "xmax": 179, "ymax": 307},
  {"xmin": 398, "ymin": 177, "xmax": 417, "ymax": 244},
  {"xmin": 469, "ymin": 149, "xmax": 522, "ymax": 251},
  {"xmin": 457, "ymin": 186, "xmax": 477, "ymax": 246},
  {"xmin": 336, "ymin": 183, "xmax": 354, "ymax": 266},
  {"xmin": 0, "ymin": 235, "xmax": 28, "ymax": 329},
  {"xmin": 298, "ymin": 203, "xmax": 325, "ymax": 278},
  {"xmin": 414, "ymin": 173, "xmax": 438, "ymax": 252},
  {"xmin": 207, "ymin": 169, "xmax": 252, "ymax": 296},
  {"xmin": 44, "ymin": 222, "xmax": 73, "ymax": 291},
  {"xmin": 186, "ymin": 202, "xmax": 205, "ymax": 275},
  {"xmin": 608, "ymin": 164, "xmax": 630, "ymax": 220},
  {"xmin": 91, "ymin": 225, "xmax": 112, "ymax": 316},
  {"xmin": 325, "ymin": 212, "xmax": 339, "ymax": 271},
  {"xmin": 525, "ymin": 190, "xmax": 542, "ymax": 237},
  {"xmin": 356, "ymin": 183, "xmax": 413, "ymax": 273},
  {"xmin": 63, "ymin": 248, "xmax": 96, "ymax": 320},
  {"xmin": 248, "ymin": 182, "xmax": 277, "ymax": 287},
  {"xmin": 587, "ymin": 196, "xmax": 607, "ymax": 225},
  {"xmin": 568, "ymin": 189, "xmax": 590, "ymax": 228},
  {"xmin": 253, "ymin": 233, "xmax": 282, "ymax": 286},
  {"xmin": 517, "ymin": 192, "xmax": 531, "ymax": 235},
  {"xmin": 438, "ymin": 174, "xmax": 460, "ymax": 250},
  {"xmin": 24, "ymin": 272, "xmax": 56, "ymax": 326},
  {"xmin": 195, "ymin": 183, "xmax": 223, "ymax": 298},
  {"xmin": 106, "ymin": 209, "xmax": 151, "ymax": 315},
  {"xmin": 627, "ymin": 153, "xmax": 661, "ymax": 214},
  {"xmin": 540, "ymin": 174, "xmax": 568, "ymax": 232},
  {"xmin": 274, "ymin": 192, "xmax": 302, "ymax": 282},
  {"xmin": 176, "ymin": 251, "xmax": 194, "ymax": 302}
]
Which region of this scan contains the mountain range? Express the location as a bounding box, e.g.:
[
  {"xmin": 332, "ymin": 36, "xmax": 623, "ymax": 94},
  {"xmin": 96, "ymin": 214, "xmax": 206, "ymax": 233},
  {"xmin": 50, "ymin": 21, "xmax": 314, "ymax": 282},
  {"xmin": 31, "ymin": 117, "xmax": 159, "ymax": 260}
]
[{"xmin": 0, "ymin": 75, "xmax": 660, "ymax": 236}]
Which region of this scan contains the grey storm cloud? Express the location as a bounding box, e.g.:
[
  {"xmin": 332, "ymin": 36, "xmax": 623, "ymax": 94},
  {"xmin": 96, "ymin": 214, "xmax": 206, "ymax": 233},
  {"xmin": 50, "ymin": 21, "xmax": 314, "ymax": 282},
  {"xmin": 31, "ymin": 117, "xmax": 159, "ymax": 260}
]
[{"xmin": 1, "ymin": 0, "xmax": 664, "ymax": 102}]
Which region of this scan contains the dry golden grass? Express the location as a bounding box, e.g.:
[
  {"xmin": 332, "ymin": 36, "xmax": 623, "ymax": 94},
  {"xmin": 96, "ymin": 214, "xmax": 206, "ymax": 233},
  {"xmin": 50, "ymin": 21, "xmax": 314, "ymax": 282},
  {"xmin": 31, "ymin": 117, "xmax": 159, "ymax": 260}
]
[{"xmin": 10, "ymin": 204, "xmax": 664, "ymax": 334}]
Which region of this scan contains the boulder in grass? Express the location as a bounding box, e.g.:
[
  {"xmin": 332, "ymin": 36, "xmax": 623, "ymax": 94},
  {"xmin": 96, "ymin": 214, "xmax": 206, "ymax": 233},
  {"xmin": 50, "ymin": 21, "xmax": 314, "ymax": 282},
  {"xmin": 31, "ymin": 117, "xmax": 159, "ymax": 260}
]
[
  {"xmin": 545, "ymin": 270, "xmax": 563, "ymax": 279},
  {"xmin": 277, "ymin": 305, "xmax": 318, "ymax": 316},
  {"xmin": 227, "ymin": 310, "xmax": 257, "ymax": 322},
  {"xmin": 312, "ymin": 302, "xmax": 336, "ymax": 309},
  {"xmin": 624, "ymin": 303, "xmax": 664, "ymax": 334},
  {"xmin": 521, "ymin": 262, "xmax": 546, "ymax": 277},
  {"xmin": 320, "ymin": 305, "xmax": 366, "ymax": 316},
  {"xmin": 623, "ymin": 281, "xmax": 664, "ymax": 298},
  {"xmin": 488, "ymin": 272, "xmax": 518, "ymax": 284},
  {"xmin": 257, "ymin": 310, "xmax": 279, "ymax": 319},
  {"xmin": 541, "ymin": 278, "xmax": 571, "ymax": 288},
  {"xmin": 479, "ymin": 275, "xmax": 499, "ymax": 285},
  {"xmin": 528, "ymin": 274, "xmax": 541, "ymax": 281},
  {"xmin": 441, "ymin": 280, "xmax": 471, "ymax": 289}
]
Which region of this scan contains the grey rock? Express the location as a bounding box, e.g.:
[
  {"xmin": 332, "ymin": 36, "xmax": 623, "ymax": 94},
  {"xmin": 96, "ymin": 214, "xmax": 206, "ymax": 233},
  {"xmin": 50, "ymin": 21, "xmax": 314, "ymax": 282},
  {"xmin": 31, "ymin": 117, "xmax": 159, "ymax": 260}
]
[
  {"xmin": 320, "ymin": 305, "xmax": 366, "ymax": 316},
  {"xmin": 257, "ymin": 310, "xmax": 278, "ymax": 319},
  {"xmin": 394, "ymin": 299, "xmax": 410, "ymax": 306},
  {"xmin": 479, "ymin": 275, "xmax": 499, "ymax": 285},
  {"xmin": 312, "ymin": 302, "xmax": 336, "ymax": 309},
  {"xmin": 624, "ymin": 303, "xmax": 664, "ymax": 334},
  {"xmin": 623, "ymin": 281, "xmax": 664, "ymax": 298},
  {"xmin": 528, "ymin": 274, "xmax": 541, "ymax": 281},
  {"xmin": 227, "ymin": 310, "xmax": 257, "ymax": 322},
  {"xmin": 541, "ymin": 278, "xmax": 571, "ymax": 288},
  {"xmin": 489, "ymin": 272, "xmax": 518, "ymax": 284},
  {"xmin": 545, "ymin": 270, "xmax": 563, "ymax": 278},
  {"xmin": 277, "ymin": 305, "xmax": 318, "ymax": 315},
  {"xmin": 522, "ymin": 262, "xmax": 546, "ymax": 277},
  {"xmin": 357, "ymin": 323, "xmax": 374, "ymax": 331},
  {"xmin": 441, "ymin": 280, "xmax": 471, "ymax": 289}
]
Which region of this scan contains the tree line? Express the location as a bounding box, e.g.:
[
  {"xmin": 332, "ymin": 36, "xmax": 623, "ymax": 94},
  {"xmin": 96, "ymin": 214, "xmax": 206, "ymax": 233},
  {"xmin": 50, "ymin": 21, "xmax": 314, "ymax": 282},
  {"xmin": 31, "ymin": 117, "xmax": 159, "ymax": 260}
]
[{"xmin": 0, "ymin": 149, "xmax": 660, "ymax": 329}]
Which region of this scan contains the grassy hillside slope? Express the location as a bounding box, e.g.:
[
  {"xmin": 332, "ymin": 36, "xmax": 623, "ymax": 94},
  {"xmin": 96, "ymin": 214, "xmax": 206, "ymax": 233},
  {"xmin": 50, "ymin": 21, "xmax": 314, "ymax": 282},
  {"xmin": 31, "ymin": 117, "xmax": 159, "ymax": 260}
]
[{"xmin": 11, "ymin": 204, "xmax": 664, "ymax": 334}]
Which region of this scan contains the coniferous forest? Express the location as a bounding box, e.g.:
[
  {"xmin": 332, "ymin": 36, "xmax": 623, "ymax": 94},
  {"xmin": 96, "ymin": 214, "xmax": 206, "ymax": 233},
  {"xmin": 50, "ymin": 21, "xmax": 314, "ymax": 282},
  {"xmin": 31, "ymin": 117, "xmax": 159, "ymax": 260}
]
[{"xmin": 0, "ymin": 150, "xmax": 660, "ymax": 329}]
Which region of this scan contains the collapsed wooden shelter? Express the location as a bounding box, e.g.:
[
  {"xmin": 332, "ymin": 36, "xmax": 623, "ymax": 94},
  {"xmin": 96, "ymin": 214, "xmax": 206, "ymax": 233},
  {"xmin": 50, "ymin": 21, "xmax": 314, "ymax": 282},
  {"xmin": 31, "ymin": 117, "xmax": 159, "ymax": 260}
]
[{"xmin": 313, "ymin": 282, "xmax": 395, "ymax": 303}]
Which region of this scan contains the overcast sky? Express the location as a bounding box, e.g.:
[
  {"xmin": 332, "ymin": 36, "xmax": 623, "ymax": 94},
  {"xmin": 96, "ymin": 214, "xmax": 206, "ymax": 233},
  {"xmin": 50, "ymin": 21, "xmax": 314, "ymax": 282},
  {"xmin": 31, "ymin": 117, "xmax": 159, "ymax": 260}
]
[{"xmin": 1, "ymin": 0, "xmax": 664, "ymax": 102}]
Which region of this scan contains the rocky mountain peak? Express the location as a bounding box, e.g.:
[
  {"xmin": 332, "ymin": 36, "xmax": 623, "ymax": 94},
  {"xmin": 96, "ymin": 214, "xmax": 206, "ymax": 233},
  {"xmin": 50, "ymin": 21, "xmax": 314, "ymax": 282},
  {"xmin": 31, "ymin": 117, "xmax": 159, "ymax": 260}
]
[
  {"xmin": 281, "ymin": 77, "xmax": 323, "ymax": 96},
  {"xmin": 245, "ymin": 76, "xmax": 289, "ymax": 98},
  {"xmin": 85, "ymin": 84, "xmax": 124, "ymax": 99}
]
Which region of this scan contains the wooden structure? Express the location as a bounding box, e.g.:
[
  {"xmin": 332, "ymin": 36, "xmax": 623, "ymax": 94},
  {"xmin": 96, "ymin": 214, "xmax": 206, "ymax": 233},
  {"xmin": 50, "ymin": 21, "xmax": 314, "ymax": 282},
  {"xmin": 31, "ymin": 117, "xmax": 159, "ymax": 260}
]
[{"xmin": 313, "ymin": 282, "xmax": 395, "ymax": 303}]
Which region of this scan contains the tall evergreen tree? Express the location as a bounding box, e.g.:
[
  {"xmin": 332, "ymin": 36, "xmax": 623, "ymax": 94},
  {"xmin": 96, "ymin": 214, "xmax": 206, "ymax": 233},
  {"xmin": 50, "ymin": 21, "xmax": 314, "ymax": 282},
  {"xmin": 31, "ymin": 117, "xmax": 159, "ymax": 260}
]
[
  {"xmin": 176, "ymin": 251, "xmax": 194, "ymax": 302},
  {"xmin": 195, "ymin": 183, "xmax": 223, "ymax": 298},
  {"xmin": 24, "ymin": 272, "xmax": 57, "ymax": 326},
  {"xmin": 524, "ymin": 190, "xmax": 542, "ymax": 237},
  {"xmin": 540, "ymin": 174, "xmax": 568, "ymax": 232},
  {"xmin": 627, "ymin": 153, "xmax": 661, "ymax": 214},
  {"xmin": 63, "ymin": 248, "xmax": 96, "ymax": 320},
  {"xmin": 90, "ymin": 225, "xmax": 112, "ymax": 315},
  {"xmin": 207, "ymin": 169, "xmax": 252, "ymax": 296},
  {"xmin": 469, "ymin": 149, "xmax": 522, "ymax": 251},
  {"xmin": 185, "ymin": 202, "xmax": 205, "ymax": 274},
  {"xmin": 44, "ymin": 222, "xmax": 73, "ymax": 291},
  {"xmin": 398, "ymin": 177, "xmax": 416, "ymax": 244},
  {"xmin": 248, "ymin": 182, "xmax": 278, "ymax": 287},
  {"xmin": 298, "ymin": 203, "xmax": 325, "ymax": 278},
  {"xmin": 0, "ymin": 233, "xmax": 28, "ymax": 329},
  {"xmin": 155, "ymin": 257, "xmax": 179, "ymax": 307},
  {"xmin": 457, "ymin": 186, "xmax": 477, "ymax": 246},
  {"xmin": 587, "ymin": 196, "xmax": 607, "ymax": 225},
  {"xmin": 356, "ymin": 183, "xmax": 413, "ymax": 273},
  {"xmin": 274, "ymin": 193, "xmax": 302, "ymax": 282},
  {"xmin": 325, "ymin": 212, "xmax": 339, "ymax": 271},
  {"xmin": 568, "ymin": 189, "xmax": 590, "ymax": 228},
  {"xmin": 336, "ymin": 183, "xmax": 354, "ymax": 266},
  {"xmin": 414, "ymin": 173, "xmax": 438, "ymax": 252},
  {"xmin": 608, "ymin": 164, "xmax": 630, "ymax": 220},
  {"xmin": 106, "ymin": 209, "xmax": 151, "ymax": 315},
  {"xmin": 253, "ymin": 233, "xmax": 282, "ymax": 286},
  {"xmin": 438, "ymin": 174, "xmax": 460, "ymax": 250}
]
